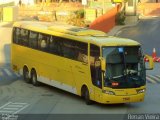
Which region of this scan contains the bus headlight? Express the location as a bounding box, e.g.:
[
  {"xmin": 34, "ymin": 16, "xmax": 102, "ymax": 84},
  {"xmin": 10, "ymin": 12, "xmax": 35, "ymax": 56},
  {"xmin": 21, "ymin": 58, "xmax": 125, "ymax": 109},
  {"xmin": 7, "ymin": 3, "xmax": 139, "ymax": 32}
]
[
  {"xmin": 102, "ymin": 90, "xmax": 115, "ymax": 95},
  {"xmin": 136, "ymin": 89, "xmax": 145, "ymax": 94}
]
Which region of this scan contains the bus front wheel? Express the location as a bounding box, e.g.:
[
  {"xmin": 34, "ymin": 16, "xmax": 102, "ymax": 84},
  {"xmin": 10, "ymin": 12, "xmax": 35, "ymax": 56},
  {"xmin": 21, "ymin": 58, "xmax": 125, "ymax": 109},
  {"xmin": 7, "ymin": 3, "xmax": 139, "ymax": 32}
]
[
  {"xmin": 82, "ymin": 86, "xmax": 93, "ymax": 105},
  {"xmin": 23, "ymin": 66, "xmax": 30, "ymax": 83},
  {"xmin": 31, "ymin": 69, "xmax": 40, "ymax": 86}
]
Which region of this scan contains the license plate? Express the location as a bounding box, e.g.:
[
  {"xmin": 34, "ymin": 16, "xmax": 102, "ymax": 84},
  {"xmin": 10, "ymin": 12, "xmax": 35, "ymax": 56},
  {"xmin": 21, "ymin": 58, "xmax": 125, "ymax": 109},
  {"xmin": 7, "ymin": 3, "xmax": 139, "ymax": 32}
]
[{"xmin": 123, "ymin": 97, "xmax": 130, "ymax": 101}]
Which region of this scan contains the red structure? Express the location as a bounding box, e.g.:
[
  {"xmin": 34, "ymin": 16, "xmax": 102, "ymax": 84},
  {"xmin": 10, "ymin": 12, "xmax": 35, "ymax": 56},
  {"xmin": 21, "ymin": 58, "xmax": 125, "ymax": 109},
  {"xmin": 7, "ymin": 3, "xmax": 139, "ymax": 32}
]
[
  {"xmin": 89, "ymin": 4, "xmax": 121, "ymax": 33},
  {"xmin": 144, "ymin": 48, "xmax": 160, "ymax": 62}
]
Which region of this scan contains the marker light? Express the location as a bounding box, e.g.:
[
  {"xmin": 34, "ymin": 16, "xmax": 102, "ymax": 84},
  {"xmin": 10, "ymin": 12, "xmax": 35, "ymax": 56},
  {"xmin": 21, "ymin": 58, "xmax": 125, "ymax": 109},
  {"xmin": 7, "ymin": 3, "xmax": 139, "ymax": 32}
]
[
  {"xmin": 112, "ymin": 82, "xmax": 119, "ymax": 86},
  {"xmin": 102, "ymin": 90, "xmax": 115, "ymax": 95},
  {"xmin": 118, "ymin": 47, "xmax": 124, "ymax": 53},
  {"xmin": 136, "ymin": 89, "xmax": 145, "ymax": 94}
]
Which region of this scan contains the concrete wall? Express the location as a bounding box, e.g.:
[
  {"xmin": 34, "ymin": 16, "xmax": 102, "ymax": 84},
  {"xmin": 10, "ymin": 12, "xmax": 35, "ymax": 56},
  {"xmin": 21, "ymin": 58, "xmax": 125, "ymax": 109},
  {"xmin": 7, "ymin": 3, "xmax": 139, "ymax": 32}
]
[
  {"xmin": 138, "ymin": 3, "xmax": 160, "ymax": 16},
  {"xmin": 0, "ymin": 27, "xmax": 12, "ymax": 64}
]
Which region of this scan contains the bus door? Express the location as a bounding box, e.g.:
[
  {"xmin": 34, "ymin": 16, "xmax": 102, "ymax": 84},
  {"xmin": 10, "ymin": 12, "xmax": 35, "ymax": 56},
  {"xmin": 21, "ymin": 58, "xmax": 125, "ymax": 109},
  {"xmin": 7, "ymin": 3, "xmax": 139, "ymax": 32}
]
[
  {"xmin": 90, "ymin": 44, "xmax": 102, "ymax": 102},
  {"xmin": 72, "ymin": 42, "xmax": 90, "ymax": 94},
  {"xmin": 60, "ymin": 39, "xmax": 77, "ymax": 89}
]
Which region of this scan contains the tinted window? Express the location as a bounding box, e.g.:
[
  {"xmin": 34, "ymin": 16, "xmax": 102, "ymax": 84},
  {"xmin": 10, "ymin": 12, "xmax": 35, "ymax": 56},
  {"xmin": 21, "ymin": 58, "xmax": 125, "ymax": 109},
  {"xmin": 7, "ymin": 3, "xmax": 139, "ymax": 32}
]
[
  {"xmin": 29, "ymin": 31, "xmax": 38, "ymax": 49},
  {"xmin": 49, "ymin": 36, "xmax": 63, "ymax": 56},
  {"xmin": 75, "ymin": 42, "xmax": 88, "ymax": 63},
  {"xmin": 90, "ymin": 44, "xmax": 101, "ymax": 88},
  {"xmin": 62, "ymin": 39, "xmax": 76, "ymax": 60},
  {"xmin": 20, "ymin": 29, "xmax": 29, "ymax": 46},
  {"xmin": 38, "ymin": 33, "xmax": 50, "ymax": 52},
  {"xmin": 13, "ymin": 27, "xmax": 21, "ymax": 44},
  {"xmin": 90, "ymin": 44, "xmax": 100, "ymax": 62}
]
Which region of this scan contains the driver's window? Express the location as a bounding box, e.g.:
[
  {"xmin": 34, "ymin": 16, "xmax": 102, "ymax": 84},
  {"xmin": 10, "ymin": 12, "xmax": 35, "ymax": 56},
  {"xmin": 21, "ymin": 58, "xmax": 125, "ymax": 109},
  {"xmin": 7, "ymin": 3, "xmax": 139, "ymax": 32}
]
[{"xmin": 90, "ymin": 44, "xmax": 102, "ymax": 88}]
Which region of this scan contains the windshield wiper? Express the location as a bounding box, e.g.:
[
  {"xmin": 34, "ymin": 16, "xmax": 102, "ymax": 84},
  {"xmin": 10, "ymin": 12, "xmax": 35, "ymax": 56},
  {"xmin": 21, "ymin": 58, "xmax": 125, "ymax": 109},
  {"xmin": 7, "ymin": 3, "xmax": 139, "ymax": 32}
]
[
  {"xmin": 112, "ymin": 75, "xmax": 123, "ymax": 79},
  {"xmin": 126, "ymin": 69, "xmax": 138, "ymax": 75}
]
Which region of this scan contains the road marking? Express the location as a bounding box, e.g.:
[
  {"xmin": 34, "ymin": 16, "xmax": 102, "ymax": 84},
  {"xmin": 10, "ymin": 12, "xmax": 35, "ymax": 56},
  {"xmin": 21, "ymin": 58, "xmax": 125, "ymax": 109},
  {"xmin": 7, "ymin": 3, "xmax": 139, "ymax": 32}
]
[
  {"xmin": 0, "ymin": 71, "xmax": 3, "ymax": 76},
  {"xmin": 0, "ymin": 110, "xmax": 13, "ymax": 113},
  {"xmin": 3, "ymin": 107, "xmax": 19, "ymax": 110},
  {"xmin": 11, "ymin": 102, "xmax": 28, "ymax": 105},
  {"xmin": 7, "ymin": 105, "xmax": 25, "ymax": 108},
  {"xmin": 0, "ymin": 102, "xmax": 29, "ymax": 114},
  {"xmin": 146, "ymin": 76, "xmax": 157, "ymax": 84},
  {"xmin": 14, "ymin": 104, "xmax": 29, "ymax": 114},
  {"xmin": 4, "ymin": 68, "xmax": 12, "ymax": 76},
  {"xmin": 155, "ymin": 75, "xmax": 160, "ymax": 79},
  {"xmin": 116, "ymin": 31, "xmax": 122, "ymax": 36},
  {"xmin": 0, "ymin": 102, "xmax": 12, "ymax": 109},
  {"xmin": 147, "ymin": 75, "xmax": 160, "ymax": 83},
  {"xmin": 15, "ymin": 73, "xmax": 21, "ymax": 77}
]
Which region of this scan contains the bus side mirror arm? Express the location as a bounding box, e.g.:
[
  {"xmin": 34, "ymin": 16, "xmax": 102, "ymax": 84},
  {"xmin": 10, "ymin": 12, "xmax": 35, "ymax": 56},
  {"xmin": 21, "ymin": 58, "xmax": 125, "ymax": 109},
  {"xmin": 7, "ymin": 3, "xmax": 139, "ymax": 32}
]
[{"xmin": 144, "ymin": 55, "xmax": 154, "ymax": 70}]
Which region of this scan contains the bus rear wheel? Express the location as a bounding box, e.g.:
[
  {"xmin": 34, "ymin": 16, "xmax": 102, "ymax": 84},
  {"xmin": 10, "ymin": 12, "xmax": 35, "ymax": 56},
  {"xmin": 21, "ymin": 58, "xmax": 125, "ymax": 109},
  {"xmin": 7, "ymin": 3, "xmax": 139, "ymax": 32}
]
[
  {"xmin": 31, "ymin": 69, "xmax": 40, "ymax": 86},
  {"xmin": 23, "ymin": 66, "xmax": 31, "ymax": 83}
]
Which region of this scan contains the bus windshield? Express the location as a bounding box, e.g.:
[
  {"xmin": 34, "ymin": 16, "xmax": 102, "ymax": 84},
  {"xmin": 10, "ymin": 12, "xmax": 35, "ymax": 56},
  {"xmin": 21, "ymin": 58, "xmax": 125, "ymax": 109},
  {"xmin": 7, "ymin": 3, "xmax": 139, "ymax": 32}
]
[{"xmin": 102, "ymin": 46, "xmax": 146, "ymax": 89}]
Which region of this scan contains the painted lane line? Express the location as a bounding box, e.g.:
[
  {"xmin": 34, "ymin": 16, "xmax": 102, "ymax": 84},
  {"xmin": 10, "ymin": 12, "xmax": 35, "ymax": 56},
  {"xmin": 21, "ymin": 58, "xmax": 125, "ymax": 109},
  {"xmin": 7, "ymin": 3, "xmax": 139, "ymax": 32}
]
[
  {"xmin": 13, "ymin": 104, "xmax": 29, "ymax": 114},
  {"xmin": 0, "ymin": 71, "xmax": 3, "ymax": 76},
  {"xmin": 0, "ymin": 102, "xmax": 29, "ymax": 114},
  {"xmin": 146, "ymin": 76, "xmax": 157, "ymax": 84},
  {"xmin": 155, "ymin": 75, "xmax": 160, "ymax": 79},
  {"xmin": 116, "ymin": 31, "xmax": 122, "ymax": 36},
  {"xmin": 15, "ymin": 73, "xmax": 21, "ymax": 77},
  {"xmin": 11, "ymin": 102, "xmax": 28, "ymax": 105},
  {"xmin": 4, "ymin": 69, "xmax": 12, "ymax": 76},
  {"xmin": 147, "ymin": 75, "xmax": 160, "ymax": 82},
  {"xmin": 0, "ymin": 102, "xmax": 12, "ymax": 109},
  {"xmin": 0, "ymin": 110, "xmax": 13, "ymax": 113},
  {"xmin": 3, "ymin": 107, "xmax": 19, "ymax": 110},
  {"xmin": 7, "ymin": 105, "xmax": 25, "ymax": 108}
]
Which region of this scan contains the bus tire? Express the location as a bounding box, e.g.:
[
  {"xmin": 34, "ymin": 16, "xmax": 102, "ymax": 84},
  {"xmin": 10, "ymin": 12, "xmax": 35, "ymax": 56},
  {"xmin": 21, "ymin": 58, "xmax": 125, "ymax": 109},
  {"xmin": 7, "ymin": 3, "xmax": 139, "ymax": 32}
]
[
  {"xmin": 82, "ymin": 86, "xmax": 93, "ymax": 105},
  {"xmin": 23, "ymin": 66, "xmax": 31, "ymax": 83},
  {"xmin": 31, "ymin": 69, "xmax": 40, "ymax": 86}
]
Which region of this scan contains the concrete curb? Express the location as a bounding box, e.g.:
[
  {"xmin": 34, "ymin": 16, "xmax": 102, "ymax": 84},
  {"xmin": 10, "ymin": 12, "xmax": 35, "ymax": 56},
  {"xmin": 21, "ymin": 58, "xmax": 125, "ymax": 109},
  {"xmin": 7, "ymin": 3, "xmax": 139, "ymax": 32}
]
[
  {"xmin": 0, "ymin": 22, "xmax": 13, "ymax": 27},
  {"xmin": 108, "ymin": 14, "xmax": 160, "ymax": 36},
  {"xmin": 108, "ymin": 20, "xmax": 140, "ymax": 36}
]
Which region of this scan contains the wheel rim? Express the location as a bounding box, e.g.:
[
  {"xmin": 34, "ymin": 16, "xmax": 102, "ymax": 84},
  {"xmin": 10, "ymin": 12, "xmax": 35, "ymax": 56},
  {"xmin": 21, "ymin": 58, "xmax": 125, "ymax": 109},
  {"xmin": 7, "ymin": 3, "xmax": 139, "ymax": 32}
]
[
  {"xmin": 24, "ymin": 69, "xmax": 29, "ymax": 80},
  {"xmin": 32, "ymin": 74, "xmax": 36, "ymax": 84},
  {"xmin": 85, "ymin": 90, "xmax": 89, "ymax": 101}
]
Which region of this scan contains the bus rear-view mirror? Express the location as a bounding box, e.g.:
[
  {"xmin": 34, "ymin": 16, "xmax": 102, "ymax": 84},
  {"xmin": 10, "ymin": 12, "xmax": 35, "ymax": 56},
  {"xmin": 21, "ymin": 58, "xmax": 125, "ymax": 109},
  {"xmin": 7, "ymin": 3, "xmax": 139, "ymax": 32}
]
[
  {"xmin": 145, "ymin": 55, "xmax": 154, "ymax": 70},
  {"xmin": 99, "ymin": 57, "xmax": 106, "ymax": 72}
]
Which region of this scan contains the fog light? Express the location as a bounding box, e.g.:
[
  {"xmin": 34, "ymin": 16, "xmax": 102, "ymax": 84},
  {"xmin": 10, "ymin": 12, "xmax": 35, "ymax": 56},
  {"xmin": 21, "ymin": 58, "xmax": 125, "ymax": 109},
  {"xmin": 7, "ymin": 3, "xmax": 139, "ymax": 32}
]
[
  {"xmin": 102, "ymin": 90, "xmax": 115, "ymax": 95},
  {"xmin": 136, "ymin": 89, "xmax": 145, "ymax": 94}
]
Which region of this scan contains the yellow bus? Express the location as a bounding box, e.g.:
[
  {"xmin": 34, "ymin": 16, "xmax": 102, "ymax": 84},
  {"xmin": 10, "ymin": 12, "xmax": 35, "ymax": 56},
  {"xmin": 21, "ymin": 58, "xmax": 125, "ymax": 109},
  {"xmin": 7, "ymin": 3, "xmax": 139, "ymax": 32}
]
[{"xmin": 11, "ymin": 21, "xmax": 153, "ymax": 104}]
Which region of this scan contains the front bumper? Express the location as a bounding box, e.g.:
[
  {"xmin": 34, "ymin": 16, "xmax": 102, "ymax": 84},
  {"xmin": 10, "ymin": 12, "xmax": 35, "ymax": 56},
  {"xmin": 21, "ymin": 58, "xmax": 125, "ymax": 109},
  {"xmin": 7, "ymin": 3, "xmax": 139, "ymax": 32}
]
[{"xmin": 99, "ymin": 93, "xmax": 145, "ymax": 104}]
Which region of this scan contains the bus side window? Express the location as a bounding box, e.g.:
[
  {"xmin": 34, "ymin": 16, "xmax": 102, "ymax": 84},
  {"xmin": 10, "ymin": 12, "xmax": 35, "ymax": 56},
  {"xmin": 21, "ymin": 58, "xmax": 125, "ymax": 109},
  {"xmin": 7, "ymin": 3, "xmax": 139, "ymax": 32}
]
[
  {"xmin": 75, "ymin": 42, "xmax": 88, "ymax": 63},
  {"xmin": 49, "ymin": 36, "xmax": 62, "ymax": 56},
  {"xmin": 62, "ymin": 38, "xmax": 76, "ymax": 60},
  {"xmin": 38, "ymin": 33, "xmax": 49, "ymax": 52},
  {"xmin": 13, "ymin": 28, "xmax": 21, "ymax": 44},
  {"xmin": 29, "ymin": 31, "xmax": 38, "ymax": 49},
  {"xmin": 13, "ymin": 27, "xmax": 16, "ymax": 43},
  {"xmin": 90, "ymin": 44, "xmax": 101, "ymax": 88},
  {"xmin": 20, "ymin": 29, "xmax": 29, "ymax": 46}
]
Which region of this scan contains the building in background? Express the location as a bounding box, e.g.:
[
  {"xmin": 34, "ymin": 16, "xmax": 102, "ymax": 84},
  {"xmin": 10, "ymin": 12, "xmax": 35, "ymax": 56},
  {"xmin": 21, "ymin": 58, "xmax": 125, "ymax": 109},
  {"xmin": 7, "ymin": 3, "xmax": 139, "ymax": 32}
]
[{"xmin": 0, "ymin": 0, "xmax": 35, "ymax": 5}]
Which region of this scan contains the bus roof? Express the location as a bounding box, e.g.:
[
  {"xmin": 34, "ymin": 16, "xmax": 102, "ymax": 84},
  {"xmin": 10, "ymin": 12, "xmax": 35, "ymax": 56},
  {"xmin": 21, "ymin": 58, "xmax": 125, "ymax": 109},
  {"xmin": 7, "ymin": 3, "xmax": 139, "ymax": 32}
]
[{"xmin": 13, "ymin": 21, "xmax": 140, "ymax": 46}]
